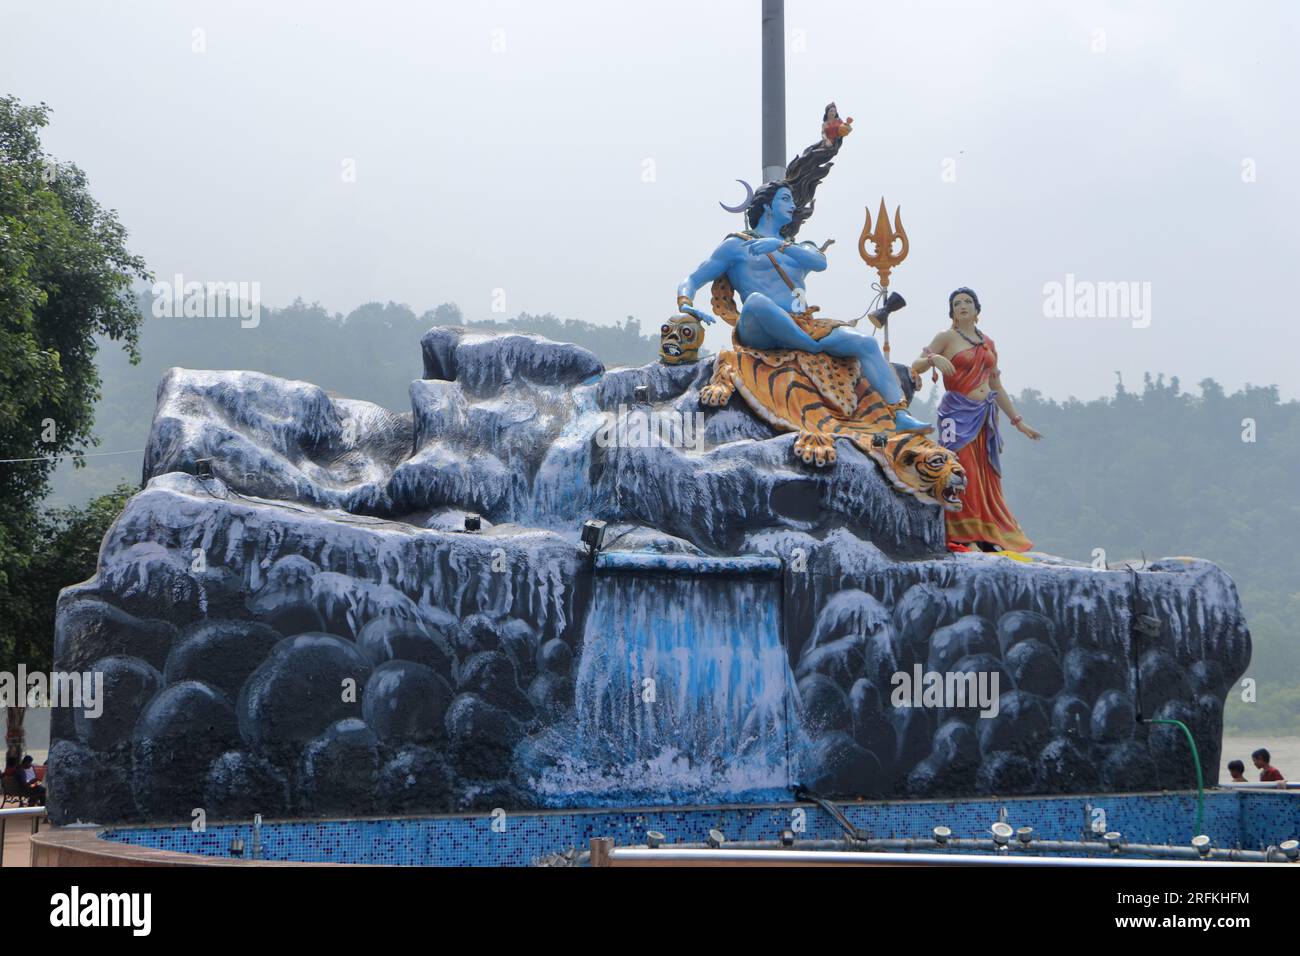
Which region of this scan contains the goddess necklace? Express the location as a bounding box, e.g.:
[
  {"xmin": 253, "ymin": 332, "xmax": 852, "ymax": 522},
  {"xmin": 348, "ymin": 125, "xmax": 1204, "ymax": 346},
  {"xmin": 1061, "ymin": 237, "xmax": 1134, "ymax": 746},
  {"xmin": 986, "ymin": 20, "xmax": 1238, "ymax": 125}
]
[{"xmin": 954, "ymin": 325, "xmax": 985, "ymax": 348}]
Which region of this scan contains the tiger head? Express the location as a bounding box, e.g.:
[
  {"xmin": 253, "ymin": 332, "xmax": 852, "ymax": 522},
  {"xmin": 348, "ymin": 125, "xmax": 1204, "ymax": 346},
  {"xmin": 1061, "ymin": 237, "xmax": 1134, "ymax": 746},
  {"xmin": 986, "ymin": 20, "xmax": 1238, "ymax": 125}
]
[
  {"xmin": 659, "ymin": 314, "xmax": 704, "ymax": 365},
  {"xmin": 888, "ymin": 436, "xmax": 967, "ymax": 511}
]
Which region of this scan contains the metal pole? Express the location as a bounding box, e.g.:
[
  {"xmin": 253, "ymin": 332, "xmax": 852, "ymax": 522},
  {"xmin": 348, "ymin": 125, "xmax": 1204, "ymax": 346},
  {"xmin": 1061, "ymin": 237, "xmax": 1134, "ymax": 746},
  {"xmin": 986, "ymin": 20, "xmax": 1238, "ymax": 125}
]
[
  {"xmin": 761, "ymin": 0, "xmax": 786, "ymax": 183},
  {"xmin": 590, "ymin": 837, "xmax": 614, "ymax": 867}
]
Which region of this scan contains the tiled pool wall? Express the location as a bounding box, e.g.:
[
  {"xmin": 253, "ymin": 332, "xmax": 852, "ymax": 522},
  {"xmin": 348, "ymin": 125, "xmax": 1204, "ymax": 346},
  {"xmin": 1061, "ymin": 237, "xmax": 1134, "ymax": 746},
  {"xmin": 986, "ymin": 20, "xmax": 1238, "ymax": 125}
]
[{"xmin": 100, "ymin": 790, "xmax": 1300, "ymax": 866}]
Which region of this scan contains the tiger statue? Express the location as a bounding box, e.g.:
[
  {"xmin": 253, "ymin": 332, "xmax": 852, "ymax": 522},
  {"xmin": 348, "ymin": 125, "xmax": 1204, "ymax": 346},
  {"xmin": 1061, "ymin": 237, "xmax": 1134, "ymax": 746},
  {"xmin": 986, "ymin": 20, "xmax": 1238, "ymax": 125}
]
[{"xmin": 697, "ymin": 277, "xmax": 968, "ymax": 511}]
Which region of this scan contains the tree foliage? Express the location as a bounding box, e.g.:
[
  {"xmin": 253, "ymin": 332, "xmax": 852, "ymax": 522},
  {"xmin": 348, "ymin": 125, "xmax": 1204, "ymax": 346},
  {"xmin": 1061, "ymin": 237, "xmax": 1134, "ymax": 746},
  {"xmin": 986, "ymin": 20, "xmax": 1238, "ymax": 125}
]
[
  {"xmin": 0, "ymin": 96, "xmax": 149, "ymax": 601},
  {"xmin": 0, "ymin": 482, "xmax": 135, "ymax": 674}
]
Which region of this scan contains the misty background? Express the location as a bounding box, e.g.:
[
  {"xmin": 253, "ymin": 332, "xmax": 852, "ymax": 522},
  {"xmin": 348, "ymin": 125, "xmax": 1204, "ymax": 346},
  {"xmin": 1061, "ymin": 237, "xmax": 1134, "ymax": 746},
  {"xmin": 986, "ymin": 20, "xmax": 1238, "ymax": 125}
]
[
  {"xmin": 2, "ymin": 0, "xmax": 1296, "ymax": 736},
  {"xmin": 3, "ymin": 0, "xmax": 1297, "ymax": 399}
]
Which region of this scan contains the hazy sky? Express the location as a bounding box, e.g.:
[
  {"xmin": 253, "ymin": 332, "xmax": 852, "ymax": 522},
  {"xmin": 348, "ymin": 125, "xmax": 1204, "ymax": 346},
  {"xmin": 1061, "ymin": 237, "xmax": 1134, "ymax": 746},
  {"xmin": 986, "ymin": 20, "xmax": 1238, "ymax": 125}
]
[{"xmin": 3, "ymin": 0, "xmax": 1297, "ymax": 400}]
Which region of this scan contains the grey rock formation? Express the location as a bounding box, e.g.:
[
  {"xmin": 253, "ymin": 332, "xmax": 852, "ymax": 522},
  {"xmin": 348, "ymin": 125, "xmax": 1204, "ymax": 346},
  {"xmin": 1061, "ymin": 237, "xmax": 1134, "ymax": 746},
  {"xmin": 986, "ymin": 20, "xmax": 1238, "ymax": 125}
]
[
  {"xmin": 48, "ymin": 327, "xmax": 1251, "ymax": 824},
  {"xmin": 140, "ymin": 328, "xmax": 944, "ymax": 556}
]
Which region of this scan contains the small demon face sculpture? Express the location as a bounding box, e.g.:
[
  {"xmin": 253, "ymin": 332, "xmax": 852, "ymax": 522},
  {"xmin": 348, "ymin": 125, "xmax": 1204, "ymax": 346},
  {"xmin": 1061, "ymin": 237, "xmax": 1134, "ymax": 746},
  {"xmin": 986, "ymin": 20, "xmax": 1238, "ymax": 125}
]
[{"xmin": 660, "ymin": 314, "xmax": 704, "ymax": 365}]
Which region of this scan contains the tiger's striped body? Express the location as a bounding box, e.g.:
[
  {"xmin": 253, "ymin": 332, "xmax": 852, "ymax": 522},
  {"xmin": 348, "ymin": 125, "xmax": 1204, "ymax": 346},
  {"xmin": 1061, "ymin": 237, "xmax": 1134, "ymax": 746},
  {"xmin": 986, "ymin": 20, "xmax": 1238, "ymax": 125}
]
[{"xmin": 699, "ymin": 278, "xmax": 967, "ymax": 511}]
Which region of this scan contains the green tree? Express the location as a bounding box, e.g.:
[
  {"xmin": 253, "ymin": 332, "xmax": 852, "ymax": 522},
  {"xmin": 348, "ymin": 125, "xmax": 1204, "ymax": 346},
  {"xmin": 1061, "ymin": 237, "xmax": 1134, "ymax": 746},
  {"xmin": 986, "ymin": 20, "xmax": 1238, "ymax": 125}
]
[
  {"xmin": 0, "ymin": 96, "xmax": 148, "ymax": 622},
  {"xmin": 4, "ymin": 483, "xmax": 135, "ymax": 757}
]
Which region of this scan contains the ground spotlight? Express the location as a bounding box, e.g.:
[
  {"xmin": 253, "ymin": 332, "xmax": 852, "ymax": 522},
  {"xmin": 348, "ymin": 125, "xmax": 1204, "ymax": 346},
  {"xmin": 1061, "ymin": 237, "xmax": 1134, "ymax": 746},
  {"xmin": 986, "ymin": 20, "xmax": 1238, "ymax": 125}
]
[
  {"xmin": 463, "ymin": 512, "xmax": 481, "ymax": 533},
  {"xmin": 932, "ymin": 826, "xmax": 951, "ymax": 846},
  {"xmin": 780, "ymin": 829, "xmax": 795, "ymax": 847},
  {"xmin": 707, "ymin": 828, "xmax": 725, "ymax": 848},
  {"xmin": 1103, "ymin": 831, "xmax": 1123, "ymax": 850},
  {"xmin": 1016, "ymin": 826, "xmax": 1033, "ymax": 845},
  {"xmin": 1280, "ymin": 839, "xmax": 1299, "ymax": 861},
  {"xmin": 1192, "ymin": 834, "xmax": 1212, "ymax": 857},
  {"xmin": 1134, "ymin": 613, "xmax": 1162, "ymax": 639},
  {"xmin": 581, "ymin": 518, "xmax": 607, "ymax": 554},
  {"xmin": 990, "ymin": 822, "xmax": 1013, "ymax": 847},
  {"xmin": 646, "ymin": 830, "xmax": 665, "ymax": 849}
]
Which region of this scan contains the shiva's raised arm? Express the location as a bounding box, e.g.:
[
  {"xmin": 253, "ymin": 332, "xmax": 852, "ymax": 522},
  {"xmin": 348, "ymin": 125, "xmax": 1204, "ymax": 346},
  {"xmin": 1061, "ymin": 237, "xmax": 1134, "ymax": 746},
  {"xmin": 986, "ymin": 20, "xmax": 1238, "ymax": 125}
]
[
  {"xmin": 741, "ymin": 237, "xmax": 828, "ymax": 272},
  {"xmin": 676, "ymin": 237, "xmax": 741, "ymax": 324},
  {"xmin": 782, "ymin": 241, "xmax": 829, "ymax": 272}
]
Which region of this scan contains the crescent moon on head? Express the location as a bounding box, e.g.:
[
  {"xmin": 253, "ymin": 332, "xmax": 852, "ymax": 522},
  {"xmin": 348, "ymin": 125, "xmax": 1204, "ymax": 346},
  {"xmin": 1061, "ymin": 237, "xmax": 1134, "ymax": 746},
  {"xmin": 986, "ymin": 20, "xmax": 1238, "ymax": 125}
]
[{"xmin": 718, "ymin": 179, "xmax": 755, "ymax": 214}]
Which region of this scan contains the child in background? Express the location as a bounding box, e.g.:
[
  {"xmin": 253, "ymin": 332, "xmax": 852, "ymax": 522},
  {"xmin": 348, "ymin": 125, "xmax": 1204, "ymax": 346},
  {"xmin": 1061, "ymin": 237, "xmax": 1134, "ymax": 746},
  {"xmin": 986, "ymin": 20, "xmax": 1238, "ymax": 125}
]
[{"xmin": 1251, "ymin": 748, "xmax": 1285, "ymax": 784}]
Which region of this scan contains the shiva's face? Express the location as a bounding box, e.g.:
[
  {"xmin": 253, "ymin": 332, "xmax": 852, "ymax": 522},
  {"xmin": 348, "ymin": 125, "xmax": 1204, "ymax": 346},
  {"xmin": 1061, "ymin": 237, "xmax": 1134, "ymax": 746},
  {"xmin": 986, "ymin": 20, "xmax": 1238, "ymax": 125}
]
[{"xmin": 771, "ymin": 187, "xmax": 795, "ymax": 224}]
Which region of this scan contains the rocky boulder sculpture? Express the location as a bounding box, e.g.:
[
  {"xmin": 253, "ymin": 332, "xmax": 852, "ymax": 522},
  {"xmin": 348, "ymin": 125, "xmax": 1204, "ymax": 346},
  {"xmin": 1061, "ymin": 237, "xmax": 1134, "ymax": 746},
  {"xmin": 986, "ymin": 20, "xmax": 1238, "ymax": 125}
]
[{"xmin": 49, "ymin": 327, "xmax": 1250, "ymax": 824}]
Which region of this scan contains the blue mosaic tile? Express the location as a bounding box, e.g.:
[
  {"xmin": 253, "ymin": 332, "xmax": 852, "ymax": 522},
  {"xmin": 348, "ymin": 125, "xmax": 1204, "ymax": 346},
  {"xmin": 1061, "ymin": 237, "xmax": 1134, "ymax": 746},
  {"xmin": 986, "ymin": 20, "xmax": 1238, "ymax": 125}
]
[{"xmin": 100, "ymin": 790, "xmax": 1300, "ymax": 866}]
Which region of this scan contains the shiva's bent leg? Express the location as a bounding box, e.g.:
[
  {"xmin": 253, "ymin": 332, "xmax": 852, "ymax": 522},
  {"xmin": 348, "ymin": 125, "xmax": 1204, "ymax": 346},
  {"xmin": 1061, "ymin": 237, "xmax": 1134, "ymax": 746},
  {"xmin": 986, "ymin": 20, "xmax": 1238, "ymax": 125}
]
[
  {"xmin": 819, "ymin": 328, "xmax": 932, "ymax": 433},
  {"xmin": 820, "ymin": 328, "xmax": 900, "ymax": 400},
  {"xmin": 736, "ymin": 293, "xmax": 825, "ymax": 351}
]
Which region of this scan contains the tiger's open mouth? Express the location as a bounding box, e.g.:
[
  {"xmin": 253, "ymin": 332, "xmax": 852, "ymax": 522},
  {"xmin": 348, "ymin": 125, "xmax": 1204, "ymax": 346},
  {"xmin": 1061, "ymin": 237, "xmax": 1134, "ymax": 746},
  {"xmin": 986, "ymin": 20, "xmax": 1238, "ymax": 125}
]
[{"xmin": 940, "ymin": 471, "xmax": 968, "ymax": 510}]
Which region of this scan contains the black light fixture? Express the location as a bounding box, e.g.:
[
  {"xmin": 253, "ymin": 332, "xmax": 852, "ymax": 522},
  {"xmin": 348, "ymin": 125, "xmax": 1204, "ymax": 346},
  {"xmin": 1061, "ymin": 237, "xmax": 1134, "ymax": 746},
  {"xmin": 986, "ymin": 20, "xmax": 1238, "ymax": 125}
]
[
  {"xmin": 645, "ymin": 830, "xmax": 665, "ymax": 849},
  {"xmin": 463, "ymin": 513, "xmax": 481, "ymax": 533},
  {"xmin": 633, "ymin": 384, "xmax": 650, "ymax": 404},
  {"xmin": 780, "ymin": 829, "xmax": 795, "ymax": 847},
  {"xmin": 581, "ymin": 519, "xmax": 607, "ymax": 554},
  {"xmin": 195, "ymin": 458, "xmax": 214, "ymax": 479},
  {"xmin": 1134, "ymin": 613, "xmax": 1161, "ymax": 639}
]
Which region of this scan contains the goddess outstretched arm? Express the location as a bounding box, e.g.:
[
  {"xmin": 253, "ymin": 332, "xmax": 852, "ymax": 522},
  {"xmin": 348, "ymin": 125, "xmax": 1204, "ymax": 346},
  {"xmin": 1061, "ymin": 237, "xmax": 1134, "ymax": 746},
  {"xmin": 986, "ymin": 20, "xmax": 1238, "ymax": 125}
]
[
  {"xmin": 989, "ymin": 369, "xmax": 1042, "ymax": 439},
  {"xmin": 676, "ymin": 239, "xmax": 738, "ymax": 323}
]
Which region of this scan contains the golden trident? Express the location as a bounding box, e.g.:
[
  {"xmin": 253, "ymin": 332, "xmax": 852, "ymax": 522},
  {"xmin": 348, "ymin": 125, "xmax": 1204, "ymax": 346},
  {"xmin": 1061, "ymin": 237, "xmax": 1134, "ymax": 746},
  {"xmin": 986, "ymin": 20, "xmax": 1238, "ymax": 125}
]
[{"xmin": 858, "ymin": 198, "xmax": 909, "ymax": 358}]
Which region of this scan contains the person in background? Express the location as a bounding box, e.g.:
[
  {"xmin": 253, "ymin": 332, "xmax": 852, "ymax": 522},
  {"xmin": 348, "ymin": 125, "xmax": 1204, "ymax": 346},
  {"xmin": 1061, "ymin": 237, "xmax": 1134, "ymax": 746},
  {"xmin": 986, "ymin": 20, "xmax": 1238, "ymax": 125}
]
[
  {"xmin": 1251, "ymin": 748, "xmax": 1285, "ymax": 784},
  {"xmin": 17, "ymin": 754, "xmax": 45, "ymax": 805},
  {"xmin": 1226, "ymin": 759, "xmax": 1248, "ymax": 783}
]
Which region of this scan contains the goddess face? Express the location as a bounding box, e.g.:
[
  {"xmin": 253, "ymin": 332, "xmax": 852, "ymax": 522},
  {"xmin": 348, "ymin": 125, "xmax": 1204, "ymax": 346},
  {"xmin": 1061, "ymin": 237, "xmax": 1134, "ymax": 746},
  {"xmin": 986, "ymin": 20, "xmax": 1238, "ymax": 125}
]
[{"xmin": 950, "ymin": 292, "xmax": 978, "ymax": 323}]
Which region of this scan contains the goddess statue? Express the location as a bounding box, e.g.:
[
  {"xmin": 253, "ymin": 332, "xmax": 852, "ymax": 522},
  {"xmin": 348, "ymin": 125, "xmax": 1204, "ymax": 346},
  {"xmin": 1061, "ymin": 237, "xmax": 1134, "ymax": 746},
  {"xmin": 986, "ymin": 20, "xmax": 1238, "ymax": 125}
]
[{"xmin": 911, "ymin": 288, "xmax": 1041, "ymax": 551}]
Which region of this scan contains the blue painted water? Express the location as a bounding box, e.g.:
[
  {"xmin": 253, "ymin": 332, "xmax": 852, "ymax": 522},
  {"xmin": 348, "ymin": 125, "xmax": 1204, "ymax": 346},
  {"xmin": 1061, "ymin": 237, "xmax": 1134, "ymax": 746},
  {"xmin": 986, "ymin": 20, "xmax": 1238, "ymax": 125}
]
[{"xmin": 528, "ymin": 570, "xmax": 808, "ymax": 806}]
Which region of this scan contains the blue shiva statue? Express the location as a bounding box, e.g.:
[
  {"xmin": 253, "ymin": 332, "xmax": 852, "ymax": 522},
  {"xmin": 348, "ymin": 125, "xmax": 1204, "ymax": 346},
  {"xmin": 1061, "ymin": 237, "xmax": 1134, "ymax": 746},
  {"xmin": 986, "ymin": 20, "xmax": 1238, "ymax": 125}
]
[{"xmin": 675, "ymin": 126, "xmax": 931, "ymax": 435}]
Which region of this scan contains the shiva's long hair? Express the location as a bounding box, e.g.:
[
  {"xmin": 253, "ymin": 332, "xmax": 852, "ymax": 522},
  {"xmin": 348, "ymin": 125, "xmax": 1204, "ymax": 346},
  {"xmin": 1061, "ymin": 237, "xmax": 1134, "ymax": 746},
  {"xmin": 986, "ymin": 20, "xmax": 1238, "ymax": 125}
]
[{"xmin": 746, "ymin": 136, "xmax": 843, "ymax": 240}]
